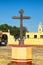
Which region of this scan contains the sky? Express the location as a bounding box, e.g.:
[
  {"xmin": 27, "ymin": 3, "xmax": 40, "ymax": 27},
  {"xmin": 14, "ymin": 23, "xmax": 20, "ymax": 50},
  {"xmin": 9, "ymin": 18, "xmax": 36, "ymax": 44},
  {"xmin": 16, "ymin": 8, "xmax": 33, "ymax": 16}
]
[{"xmin": 0, "ymin": 0, "xmax": 43, "ymax": 32}]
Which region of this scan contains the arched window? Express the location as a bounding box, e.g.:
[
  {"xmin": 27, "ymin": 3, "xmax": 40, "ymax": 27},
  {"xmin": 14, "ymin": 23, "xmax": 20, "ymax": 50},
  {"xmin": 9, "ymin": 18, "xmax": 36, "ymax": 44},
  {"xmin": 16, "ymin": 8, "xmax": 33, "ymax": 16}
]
[{"xmin": 1, "ymin": 34, "xmax": 8, "ymax": 46}]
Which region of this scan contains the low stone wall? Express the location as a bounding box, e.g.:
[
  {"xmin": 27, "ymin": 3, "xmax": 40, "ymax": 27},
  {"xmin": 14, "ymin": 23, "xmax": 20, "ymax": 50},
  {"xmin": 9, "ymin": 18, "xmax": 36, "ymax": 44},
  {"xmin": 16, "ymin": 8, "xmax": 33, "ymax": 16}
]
[{"xmin": 0, "ymin": 46, "xmax": 11, "ymax": 65}]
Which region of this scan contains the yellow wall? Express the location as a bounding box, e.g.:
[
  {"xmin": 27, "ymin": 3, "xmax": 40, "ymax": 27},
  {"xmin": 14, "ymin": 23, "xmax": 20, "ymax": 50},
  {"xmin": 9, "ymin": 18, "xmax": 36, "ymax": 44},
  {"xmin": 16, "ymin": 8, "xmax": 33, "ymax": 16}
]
[
  {"xmin": 2, "ymin": 31, "xmax": 43, "ymax": 45},
  {"xmin": 24, "ymin": 32, "xmax": 43, "ymax": 45},
  {"xmin": 26, "ymin": 32, "xmax": 43, "ymax": 39},
  {"xmin": 2, "ymin": 32, "xmax": 19, "ymax": 45},
  {"xmin": 24, "ymin": 38, "xmax": 43, "ymax": 45}
]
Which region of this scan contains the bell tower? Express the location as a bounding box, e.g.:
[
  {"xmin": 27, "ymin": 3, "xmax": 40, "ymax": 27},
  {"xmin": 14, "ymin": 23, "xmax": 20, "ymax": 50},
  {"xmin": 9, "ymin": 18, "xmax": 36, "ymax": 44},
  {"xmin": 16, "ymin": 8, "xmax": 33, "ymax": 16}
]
[{"xmin": 38, "ymin": 22, "xmax": 42, "ymax": 32}]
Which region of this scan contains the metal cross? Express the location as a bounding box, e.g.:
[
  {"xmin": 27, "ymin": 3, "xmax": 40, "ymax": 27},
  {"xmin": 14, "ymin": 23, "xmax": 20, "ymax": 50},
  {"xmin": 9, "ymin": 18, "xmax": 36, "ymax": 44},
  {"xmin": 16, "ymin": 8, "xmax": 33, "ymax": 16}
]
[{"xmin": 12, "ymin": 9, "xmax": 30, "ymax": 45}]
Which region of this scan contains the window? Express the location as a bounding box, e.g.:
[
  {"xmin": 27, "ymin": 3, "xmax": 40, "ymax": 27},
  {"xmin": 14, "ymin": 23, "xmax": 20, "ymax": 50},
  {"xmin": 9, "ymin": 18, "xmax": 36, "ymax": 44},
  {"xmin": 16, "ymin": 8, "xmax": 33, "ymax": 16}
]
[
  {"xmin": 1, "ymin": 34, "xmax": 8, "ymax": 46},
  {"xmin": 34, "ymin": 35, "xmax": 37, "ymax": 38},
  {"xmin": 40, "ymin": 35, "xmax": 43, "ymax": 38},
  {"xmin": 27, "ymin": 35, "xmax": 29, "ymax": 38}
]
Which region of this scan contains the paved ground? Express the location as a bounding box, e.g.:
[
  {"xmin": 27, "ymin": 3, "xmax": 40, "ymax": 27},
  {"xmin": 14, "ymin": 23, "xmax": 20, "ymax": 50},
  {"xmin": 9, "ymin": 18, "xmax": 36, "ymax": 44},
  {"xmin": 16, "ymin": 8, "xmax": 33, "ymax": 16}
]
[
  {"xmin": 0, "ymin": 46, "xmax": 43, "ymax": 65},
  {"xmin": 0, "ymin": 46, "xmax": 11, "ymax": 65},
  {"xmin": 32, "ymin": 46, "xmax": 43, "ymax": 65}
]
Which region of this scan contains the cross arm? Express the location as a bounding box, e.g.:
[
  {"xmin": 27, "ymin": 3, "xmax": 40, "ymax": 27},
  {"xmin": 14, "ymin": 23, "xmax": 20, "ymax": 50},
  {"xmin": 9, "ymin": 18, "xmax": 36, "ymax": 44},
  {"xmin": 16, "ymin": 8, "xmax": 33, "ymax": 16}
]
[
  {"xmin": 12, "ymin": 16, "xmax": 31, "ymax": 19},
  {"xmin": 12, "ymin": 16, "xmax": 20, "ymax": 19},
  {"xmin": 22, "ymin": 16, "xmax": 30, "ymax": 19}
]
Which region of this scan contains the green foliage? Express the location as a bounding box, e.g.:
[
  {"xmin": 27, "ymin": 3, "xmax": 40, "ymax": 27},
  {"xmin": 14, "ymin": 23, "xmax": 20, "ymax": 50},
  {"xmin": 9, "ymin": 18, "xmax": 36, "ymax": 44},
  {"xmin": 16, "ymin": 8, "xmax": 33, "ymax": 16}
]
[
  {"xmin": 0, "ymin": 24, "xmax": 8, "ymax": 32},
  {"xmin": 0, "ymin": 24, "xmax": 28, "ymax": 39}
]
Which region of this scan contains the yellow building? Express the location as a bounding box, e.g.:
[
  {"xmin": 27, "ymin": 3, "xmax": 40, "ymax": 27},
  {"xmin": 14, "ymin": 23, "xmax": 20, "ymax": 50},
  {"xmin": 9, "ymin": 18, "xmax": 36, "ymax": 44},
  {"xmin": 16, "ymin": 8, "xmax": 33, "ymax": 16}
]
[
  {"xmin": 0, "ymin": 22, "xmax": 43, "ymax": 46},
  {"xmin": 6, "ymin": 22, "xmax": 43, "ymax": 46},
  {"xmin": 24, "ymin": 22, "xmax": 43, "ymax": 45}
]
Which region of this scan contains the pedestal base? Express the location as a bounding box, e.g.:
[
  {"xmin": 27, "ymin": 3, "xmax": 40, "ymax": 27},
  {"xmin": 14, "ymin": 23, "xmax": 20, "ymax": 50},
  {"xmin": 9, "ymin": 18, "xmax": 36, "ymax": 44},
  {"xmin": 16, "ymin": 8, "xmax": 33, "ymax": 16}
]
[
  {"xmin": 12, "ymin": 61, "xmax": 32, "ymax": 65},
  {"xmin": 12, "ymin": 45, "xmax": 32, "ymax": 65}
]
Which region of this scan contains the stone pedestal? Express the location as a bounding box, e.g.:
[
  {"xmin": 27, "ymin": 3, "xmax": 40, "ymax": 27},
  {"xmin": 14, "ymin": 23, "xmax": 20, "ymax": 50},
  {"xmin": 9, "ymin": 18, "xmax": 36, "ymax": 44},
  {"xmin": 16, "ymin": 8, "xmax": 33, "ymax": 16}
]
[{"xmin": 11, "ymin": 45, "xmax": 32, "ymax": 65}]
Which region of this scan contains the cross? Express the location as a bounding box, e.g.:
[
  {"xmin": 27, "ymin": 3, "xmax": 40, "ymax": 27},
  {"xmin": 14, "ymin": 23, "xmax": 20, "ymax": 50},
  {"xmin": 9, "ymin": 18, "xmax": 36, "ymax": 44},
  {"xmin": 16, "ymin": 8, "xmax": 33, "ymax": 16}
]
[{"xmin": 12, "ymin": 9, "xmax": 30, "ymax": 45}]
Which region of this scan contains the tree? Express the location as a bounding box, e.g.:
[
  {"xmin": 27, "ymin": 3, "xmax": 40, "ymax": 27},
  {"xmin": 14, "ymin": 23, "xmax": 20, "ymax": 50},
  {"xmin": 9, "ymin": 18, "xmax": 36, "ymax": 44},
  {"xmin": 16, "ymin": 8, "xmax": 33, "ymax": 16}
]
[
  {"xmin": 0, "ymin": 24, "xmax": 28, "ymax": 39},
  {"xmin": 0, "ymin": 24, "xmax": 8, "ymax": 32}
]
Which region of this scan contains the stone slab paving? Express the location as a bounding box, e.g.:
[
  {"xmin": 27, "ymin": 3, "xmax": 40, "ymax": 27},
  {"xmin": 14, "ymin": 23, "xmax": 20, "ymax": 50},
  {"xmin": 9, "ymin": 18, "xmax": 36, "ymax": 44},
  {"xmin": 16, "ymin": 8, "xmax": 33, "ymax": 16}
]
[
  {"xmin": 32, "ymin": 46, "xmax": 43, "ymax": 65},
  {"xmin": 0, "ymin": 46, "xmax": 11, "ymax": 65},
  {"xmin": 0, "ymin": 46, "xmax": 43, "ymax": 65}
]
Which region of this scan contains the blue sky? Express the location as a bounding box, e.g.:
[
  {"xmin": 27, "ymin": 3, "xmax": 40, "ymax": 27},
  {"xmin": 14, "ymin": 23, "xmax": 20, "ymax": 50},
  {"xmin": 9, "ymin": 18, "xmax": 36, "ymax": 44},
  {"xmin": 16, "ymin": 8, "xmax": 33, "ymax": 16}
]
[{"xmin": 0, "ymin": 0, "xmax": 43, "ymax": 32}]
